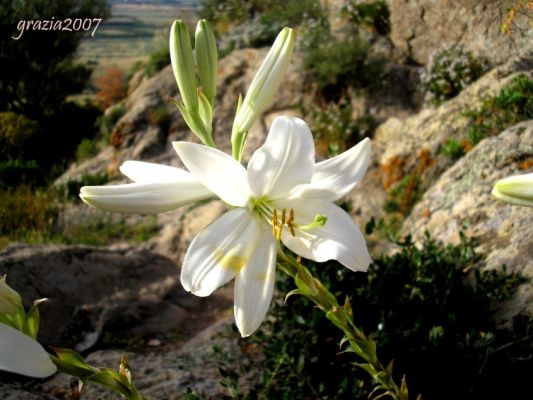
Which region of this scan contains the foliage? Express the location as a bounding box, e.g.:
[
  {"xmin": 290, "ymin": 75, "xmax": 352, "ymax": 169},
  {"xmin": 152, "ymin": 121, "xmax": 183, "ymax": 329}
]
[
  {"xmin": 303, "ymin": 35, "xmax": 381, "ymax": 97},
  {"xmin": 59, "ymin": 172, "xmax": 110, "ymax": 201},
  {"xmin": 0, "ymin": 0, "xmax": 109, "ymax": 118},
  {"xmin": 0, "ymin": 111, "xmax": 39, "ymax": 158},
  {"xmin": 344, "ymin": 0, "xmax": 391, "ymax": 35},
  {"xmin": 222, "ymin": 234, "xmax": 530, "ymax": 399},
  {"xmin": 464, "ymin": 74, "xmax": 533, "ymax": 145},
  {"xmin": 0, "ymin": 179, "xmax": 158, "ymax": 248},
  {"xmin": 303, "ymin": 100, "xmax": 376, "ymax": 157},
  {"xmin": 0, "ymin": 185, "xmax": 57, "ymax": 237},
  {"xmin": 421, "ymin": 45, "xmax": 487, "ymax": 105},
  {"xmin": 200, "ymin": 0, "xmax": 322, "ymax": 50},
  {"xmin": 0, "ymin": 159, "xmax": 42, "ymax": 189},
  {"xmin": 145, "ymin": 47, "xmax": 170, "ymax": 77},
  {"xmin": 148, "ymin": 105, "xmax": 171, "ymax": 132},
  {"xmin": 440, "ymin": 138, "xmax": 467, "ymax": 160},
  {"xmin": 96, "ymin": 105, "xmax": 126, "ymax": 143},
  {"xmin": 75, "ymin": 138, "xmax": 99, "ymax": 164},
  {"xmin": 94, "ymin": 67, "xmax": 128, "ymax": 110}
]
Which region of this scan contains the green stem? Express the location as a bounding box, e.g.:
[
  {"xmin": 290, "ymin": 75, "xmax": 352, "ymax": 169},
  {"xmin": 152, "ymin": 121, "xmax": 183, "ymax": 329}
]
[{"xmin": 277, "ymin": 247, "xmax": 415, "ymax": 400}]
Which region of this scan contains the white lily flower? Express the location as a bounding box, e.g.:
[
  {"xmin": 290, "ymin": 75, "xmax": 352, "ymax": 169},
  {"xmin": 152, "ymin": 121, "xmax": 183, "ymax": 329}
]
[
  {"xmin": 492, "ymin": 172, "xmax": 533, "ymax": 207},
  {"xmin": 0, "ymin": 322, "xmax": 56, "ymax": 378},
  {"xmin": 80, "ymin": 116, "xmax": 371, "ymax": 337}
]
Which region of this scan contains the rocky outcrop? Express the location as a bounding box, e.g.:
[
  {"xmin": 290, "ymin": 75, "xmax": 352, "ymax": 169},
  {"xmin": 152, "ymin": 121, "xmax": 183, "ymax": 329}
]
[
  {"xmin": 388, "ymin": 0, "xmax": 532, "ymax": 66},
  {"xmin": 402, "ymin": 121, "xmax": 533, "ymax": 317},
  {"xmin": 346, "ymin": 46, "xmax": 532, "ymax": 226},
  {"xmin": 0, "ymin": 244, "xmax": 231, "ymax": 350},
  {"xmin": 39, "ymin": 318, "xmax": 258, "ymax": 400}
]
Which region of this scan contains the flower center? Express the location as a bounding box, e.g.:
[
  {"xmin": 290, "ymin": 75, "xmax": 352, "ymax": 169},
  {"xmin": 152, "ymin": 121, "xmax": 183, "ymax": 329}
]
[{"xmin": 249, "ymin": 197, "xmax": 327, "ymax": 241}]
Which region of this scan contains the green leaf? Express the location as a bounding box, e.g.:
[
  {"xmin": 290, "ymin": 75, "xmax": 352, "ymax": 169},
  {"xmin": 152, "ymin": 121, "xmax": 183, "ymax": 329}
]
[{"xmin": 22, "ymin": 303, "xmax": 40, "ymax": 339}]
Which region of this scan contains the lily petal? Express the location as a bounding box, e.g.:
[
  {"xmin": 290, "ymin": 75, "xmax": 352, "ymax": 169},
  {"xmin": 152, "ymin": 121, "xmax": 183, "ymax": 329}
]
[
  {"xmin": 279, "ymin": 201, "xmax": 370, "ymax": 272},
  {"xmin": 181, "ymin": 208, "xmax": 262, "ymax": 297},
  {"xmin": 247, "ymin": 116, "xmax": 315, "ymax": 199},
  {"xmin": 80, "ymin": 181, "xmax": 212, "ymax": 214},
  {"xmin": 120, "ymin": 161, "xmax": 199, "ymax": 183},
  {"xmin": 0, "ymin": 322, "xmax": 56, "ymax": 378},
  {"xmin": 311, "ymin": 138, "xmax": 371, "ymax": 201},
  {"xmin": 173, "ymin": 142, "xmax": 251, "ymax": 207},
  {"xmin": 234, "ymin": 226, "xmax": 276, "ymax": 337}
]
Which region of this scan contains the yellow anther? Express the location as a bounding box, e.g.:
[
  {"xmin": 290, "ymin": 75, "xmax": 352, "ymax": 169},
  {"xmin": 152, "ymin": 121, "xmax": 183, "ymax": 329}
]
[
  {"xmin": 281, "ymin": 208, "xmax": 286, "ymax": 225},
  {"xmin": 272, "ymin": 209, "xmax": 278, "ymax": 237},
  {"xmin": 276, "ymin": 221, "xmax": 283, "ymax": 241}
]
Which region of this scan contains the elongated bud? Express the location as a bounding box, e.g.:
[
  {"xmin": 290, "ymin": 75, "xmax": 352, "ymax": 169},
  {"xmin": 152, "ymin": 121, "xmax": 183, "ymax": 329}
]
[
  {"xmin": 0, "ymin": 275, "xmax": 22, "ymax": 315},
  {"xmin": 170, "ymin": 20, "xmax": 198, "ymax": 112},
  {"xmin": 195, "ymin": 19, "xmax": 218, "ymax": 106},
  {"xmin": 231, "ymin": 27, "xmax": 295, "ymax": 160},
  {"xmin": 492, "ymin": 172, "xmax": 533, "ymax": 207}
]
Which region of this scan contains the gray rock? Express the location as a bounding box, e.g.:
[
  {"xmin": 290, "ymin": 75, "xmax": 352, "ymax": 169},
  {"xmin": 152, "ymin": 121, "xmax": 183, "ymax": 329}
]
[
  {"xmin": 0, "ymin": 244, "xmax": 230, "ymax": 350},
  {"xmin": 38, "ymin": 317, "xmax": 256, "ymax": 400},
  {"xmin": 388, "ymin": 0, "xmax": 532, "ymax": 66},
  {"xmin": 346, "ymin": 48, "xmax": 532, "ymax": 226},
  {"xmin": 402, "ymin": 121, "xmax": 533, "ymax": 318}
]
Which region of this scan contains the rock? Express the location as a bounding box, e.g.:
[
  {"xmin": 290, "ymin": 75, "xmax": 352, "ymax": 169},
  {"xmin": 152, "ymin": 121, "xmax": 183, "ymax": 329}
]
[
  {"xmin": 346, "ymin": 48, "xmax": 532, "ymax": 225},
  {"xmin": 388, "ymin": 0, "xmax": 532, "ymax": 66},
  {"xmin": 39, "ymin": 317, "xmax": 259, "ymax": 400},
  {"xmin": 402, "ymin": 121, "xmax": 533, "ymax": 317},
  {"xmin": 0, "ymin": 244, "xmax": 230, "ymax": 350}
]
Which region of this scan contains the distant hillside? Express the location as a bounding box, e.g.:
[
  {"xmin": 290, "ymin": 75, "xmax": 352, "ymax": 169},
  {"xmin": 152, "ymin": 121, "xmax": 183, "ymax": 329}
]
[{"xmin": 77, "ymin": 1, "xmax": 203, "ymax": 76}]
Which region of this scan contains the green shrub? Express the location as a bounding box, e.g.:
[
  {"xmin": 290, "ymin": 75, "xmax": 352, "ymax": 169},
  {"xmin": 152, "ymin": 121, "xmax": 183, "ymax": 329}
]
[
  {"xmin": 0, "ymin": 111, "xmax": 39, "ymax": 159},
  {"xmin": 344, "ymin": 0, "xmax": 391, "ymax": 35},
  {"xmin": 75, "ymin": 138, "xmax": 99, "ymax": 164},
  {"xmin": 0, "ymin": 185, "xmax": 57, "ymax": 238},
  {"xmin": 96, "ymin": 105, "xmax": 126, "ymax": 143},
  {"xmin": 421, "ymin": 45, "xmax": 487, "ymax": 105},
  {"xmin": 201, "ymin": 0, "xmax": 323, "ymax": 51},
  {"xmin": 148, "ymin": 105, "xmax": 171, "ymax": 132},
  {"xmin": 304, "ymin": 37, "xmax": 381, "ymax": 95},
  {"xmin": 60, "ymin": 172, "xmax": 110, "ymax": 201},
  {"xmin": 0, "ymin": 159, "xmax": 42, "ymax": 189},
  {"xmin": 464, "ymin": 74, "xmax": 533, "ymax": 144},
  {"xmin": 222, "ymin": 234, "xmax": 529, "ymax": 399},
  {"xmin": 145, "ymin": 47, "xmax": 170, "ymax": 77},
  {"xmin": 440, "ymin": 138, "xmax": 466, "ymax": 160},
  {"xmin": 303, "ymin": 101, "xmax": 376, "ymax": 157}
]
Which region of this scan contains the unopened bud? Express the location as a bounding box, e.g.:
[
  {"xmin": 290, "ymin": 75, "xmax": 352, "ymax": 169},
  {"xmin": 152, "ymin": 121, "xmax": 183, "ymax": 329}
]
[{"xmin": 492, "ymin": 172, "xmax": 533, "ymax": 207}]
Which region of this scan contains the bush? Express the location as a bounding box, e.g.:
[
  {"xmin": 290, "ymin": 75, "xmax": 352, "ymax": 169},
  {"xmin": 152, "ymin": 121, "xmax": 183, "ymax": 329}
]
[
  {"xmin": 59, "ymin": 172, "xmax": 110, "ymax": 201},
  {"xmin": 0, "ymin": 111, "xmax": 39, "ymax": 159},
  {"xmin": 464, "ymin": 74, "xmax": 533, "ymax": 145},
  {"xmin": 344, "ymin": 0, "xmax": 391, "ymax": 35},
  {"xmin": 96, "ymin": 105, "xmax": 126, "ymax": 143},
  {"xmin": 148, "ymin": 105, "xmax": 171, "ymax": 132},
  {"xmin": 144, "ymin": 47, "xmax": 170, "ymax": 77},
  {"xmin": 94, "ymin": 67, "xmax": 128, "ymax": 110},
  {"xmin": 75, "ymin": 138, "xmax": 99, "ymax": 164},
  {"xmin": 421, "ymin": 45, "xmax": 487, "ymax": 105},
  {"xmin": 0, "ymin": 185, "xmax": 57, "ymax": 237},
  {"xmin": 221, "ymin": 234, "xmax": 530, "ymax": 399},
  {"xmin": 201, "ymin": 0, "xmax": 323, "ymax": 51},
  {"xmin": 0, "ymin": 159, "xmax": 42, "ymax": 189},
  {"xmin": 303, "ymin": 100, "xmax": 376, "ymax": 157}
]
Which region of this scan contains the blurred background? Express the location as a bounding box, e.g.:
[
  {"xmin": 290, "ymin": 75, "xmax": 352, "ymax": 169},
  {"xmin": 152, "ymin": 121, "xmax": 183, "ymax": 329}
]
[{"xmin": 0, "ymin": 1, "xmax": 532, "ymax": 399}]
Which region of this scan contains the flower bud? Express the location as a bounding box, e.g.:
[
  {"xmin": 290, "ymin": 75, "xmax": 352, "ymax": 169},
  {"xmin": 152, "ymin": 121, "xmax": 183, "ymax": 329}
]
[
  {"xmin": 492, "ymin": 172, "xmax": 533, "ymax": 207},
  {"xmin": 231, "ymin": 27, "xmax": 295, "ymax": 160},
  {"xmin": 0, "ymin": 275, "xmax": 23, "ymax": 315},
  {"xmin": 170, "ymin": 20, "xmax": 198, "ymax": 112},
  {"xmin": 195, "ymin": 19, "xmax": 218, "ymax": 106}
]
